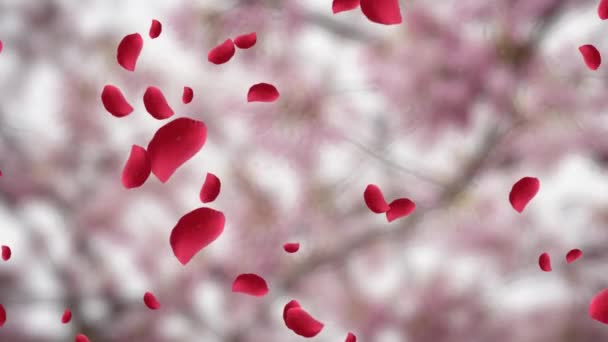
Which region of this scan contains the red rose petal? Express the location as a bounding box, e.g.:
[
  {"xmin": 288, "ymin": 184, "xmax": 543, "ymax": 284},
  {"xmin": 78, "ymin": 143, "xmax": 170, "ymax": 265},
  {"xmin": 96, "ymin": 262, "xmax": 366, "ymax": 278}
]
[
  {"xmin": 149, "ymin": 19, "xmax": 162, "ymax": 39},
  {"xmin": 121, "ymin": 145, "xmax": 151, "ymax": 189},
  {"xmin": 0, "ymin": 40, "xmax": 3, "ymax": 54},
  {"xmin": 247, "ymin": 83, "xmax": 280, "ymax": 103},
  {"xmin": 208, "ymin": 39, "xmax": 236, "ymax": 65},
  {"xmin": 116, "ymin": 33, "xmax": 143, "ymax": 71},
  {"xmin": 143, "ymin": 86, "xmax": 175, "ymax": 120},
  {"xmin": 285, "ymin": 307, "xmax": 325, "ymax": 338},
  {"xmin": 182, "ymin": 86, "xmax": 194, "ymax": 104},
  {"xmin": 101, "ymin": 85, "xmax": 134, "ymax": 118},
  {"xmin": 75, "ymin": 334, "xmax": 90, "ymax": 342},
  {"xmin": 579, "ymin": 45, "xmax": 601, "ymax": 70},
  {"xmin": 232, "ymin": 273, "xmax": 269, "ymax": 297},
  {"xmin": 364, "ymin": 184, "xmax": 390, "ymax": 213},
  {"xmin": 0, "ymin": 304, "xmax": 5, "ymax": 326},
  {"xmin": 566, "ymin": 249, "xmax": 583, "ymax": 264},
  {"xmin": 539, "ymin": 252, "xmax": 552, "ymax": 272},
  {"xmin": 170, "ymin": 207, "xmax": 225, "ymax": 265},
  {"xmin": 386, "ymin": 198, "xmax": 416, "ymax": 222},
  {"xmin": 147, "ymin": 117, "xmax": 207, "ymax": 183},
  {"xmin": 1, "ymin": 246, "xmax": 11, "ymax": 261},
  {"xmin": 591, "ymin": 288, "xmax": 608, "ymax": 324},
  {"xmin": 199, "ymin": 172, "xmax": 221, "ymax": 203},
  {"xmin": 509, "ymin": 177, "xmax": 540, "ymax": 213},
  {"xmin": 599, "ymin": 0, "xmax": 608, "ymax": 20},
  {"xmin": 360, "ymin": 0, "xmax": 402, "ymax": 25},
  {"xmin": 345, "ymin": 332, "xmax": 357, "ymax": 342},
  {"xmin": 143, "ymin": 291, "xmax": 160, "ymax": 310},
  {"xmin": 61, "ymin": 309, "xmax": 72, "ymax": 324},
  {"xmin": 234, "ymin": 32, "xmax": 257, "ymax": 49},
  {"xmin": 333, "ymin": 0, "xmax": 360, "ymax": 13},
  {"xmin": 283, "ymin": 243, "xmax": 300, "ymax": 253},
  {"xmin": 283, "ymin": 300, "xmax": 301, "ymax": 322}
]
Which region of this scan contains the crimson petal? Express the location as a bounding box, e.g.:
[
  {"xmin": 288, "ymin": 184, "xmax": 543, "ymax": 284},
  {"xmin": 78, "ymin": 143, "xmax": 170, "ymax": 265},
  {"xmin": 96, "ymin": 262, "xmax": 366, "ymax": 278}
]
[
  {"xmin": 116, "ymin": 33, "xmax": 143, "ymax": 71},
  {"xmin": 283, "ymin": 243, "xmax": 300, "ymax": 253},
  {"xmin": 200, "ymin": 172, "xmax": 221, "ymax": 203},
  {"xmin": 345, "ymin": 332, "xmax": 357, "ymax": 342},
  {"xmin": 539, "ymin": 252, "xmax": 551, "ymax": 272},
  {"xmin": 75, "ymin": 334, "xmax": 90, "ymax": 342},
  {"xmin": 121, "ymin": 145, "xmax": 151, "ymax": 189},
  {"xmin": 61, "ymin": 309, "xmax": 72, "ymax": 324},
  {"xmin": 285, "ymin": 307, "xmax": 324, "ymax": 338},
  {"xmin": 333, "ymin": 0, "xmax": 360, "ymax": 13},
  {"xmin": 232, "ymin": 273, "xmax": 269, "ymax": 297},
  {"xmin": 144, "ymin": 291, "xmax": 161, "ymax": 310},
  {"xmin": 1, "ymin": 246, "xmax": 10, "ymax": 261},
  {"xmin": 566, "ymin": 249, "xmax": 583, "ymax": 264},
  {"xmin": 182, "ymin": 86, "xmax": 194, "ymax": 104},
  {"xmin": 101, "ymin": 85, "xmax": 133, "ymax": 118},
  {"xmin": 364, "ymin": 184, "xmax": 390, "ymax": 213},
  {"xmin": 360, "ymin": 0, "xmax": 402, "ymax": 25},
  {"xmin": 149, "ymin": 19, "xmax": 162, "ymax": 39},
  {"xmin": 579, "ymin": 45, "xmax": 601, "ymax": 70},
  {"xmin": 247, "ymin": 83, "xmax": 280, "ymax": 103},
  {"xmin": 509, "ymin": 177, "xmax": 540, "ymax": 213},
  {"xmin": 143, "ymin": 86, "xmax": 174, "ymax": 120},
  {"xmin": 208, "ymin": 39, "xmax": 236, "ymax": 64},
  {"xmin": 170, "ymin": 207, "xmax": 225, "ymax": 265},
  {"xmin": 234, "ymin": 32, "xmax": 257, "ymax": 49},
  {"xmin": 599, "ymin": 0, "xmax": 608, "ymax": 20},
  {"xmin": 386, "ymin": 198, "xmax": 415, "ymax": 222}
]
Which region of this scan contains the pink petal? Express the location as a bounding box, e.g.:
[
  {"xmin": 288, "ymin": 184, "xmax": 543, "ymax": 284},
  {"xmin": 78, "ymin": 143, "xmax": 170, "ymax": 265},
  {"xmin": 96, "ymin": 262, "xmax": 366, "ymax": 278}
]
[
  {"xmin": 360, "ymin": 0, "xmax": 402, "ymax": 25},
  {"xmin": 1, "ymin": 246, "xmax": 11, "ymax": 261},
  {"xmin": 285, "ymin": 307, "xmax": 325, "ymax": 338},
  {"xmin": 232, "ymin": 273, "xmax": 269, "ymax": 297},
  {"xmin": 182, "ymin": 86, "xmax": 194, "ymax": 104},
  {"xmin": 0, "ymin": 304, "xmax": 5, "ymax": 326},
  {"xmin": 234, "ymin": 32, "xmax": 257, "ymax": 49},
  {"xmin": 208, "ymin": 39, "xmax": 236, "ymax": 65},
  {"xmin": 247, "ymin": 83, "xmax": 280, "ymax": 103},
  {"xmin": 566, "ymin": 249, "xmax": 583, "ymax": 264},
  {"xmin": 147, "ymin": 117, "xmax": 207, "ymax": 183},
  {"xmin": 386, "ymin": 198, "xmax": 416, "ymax": 222},
  {"xmin": 199, "ymin": 172, "xmax": 221, "ymax": 203},
  {"xmin": 539, "ymin": 252, "xmax": 551, "ymax": 272},
  {"xmin": 283, "ymin": 300, "xmax": 301, "ymax": 322},
  {"xmin": 121, "ymin": 145, "xmax": 151, "ymax": 189},
  {"xmin": 0, "ymin": 40, "xmax": 3, "ymax": 54},
  {"xmin": 599, "ymin": 0, "xmax": 608, "ymax": 20},
  {"xmin": 61, "ymin": 309, "xmax": 72, "ymax": 324},
  {"xmin": 170, "ymin": 207, "xmax": 225, "ymax": 265},
  {"xmin": 143, "ymin": 86, "xmax": 175, "ymax": 120},
  {"xmin": 283, "ymin": 243, "xmax": 300, "ymax": 253},
  {"xmin": 509, "ymin": 177, "xmax": 540, "ymax": 213},
  {"xmin": 116, "ymin": 33, "xmax": 143, "ymax": 71},
  {"xmin": 333, "ymin": 0, "xmax": 360, "ymax": 13},
  {"xmin": 345, "ymin": 332, "xmax": 357, "ymax": 342},
  {"xmin": 149, "ymin": 19, "xmax": 162, "ymax": 39},
  {"xmin": 101, "ymin": 85, "xmax": 133, "ymax": 118},
  {"xmin": 591, "ymin": 288, "xmax": 608, "ymax": 324},
  {"xmin": 363, "ymin": 184, "xmax": 390, "ymax": 213},
  {"xmin": 75, "ymin": 334, "xmax": 90, "ymax": 342},
  {"xmin": 143, "ymin": 291, "xmax": 161, "ymax": 310},
  {"xmin": 579, "ymin": 45, "xmax": 601, "ymax": 70}
]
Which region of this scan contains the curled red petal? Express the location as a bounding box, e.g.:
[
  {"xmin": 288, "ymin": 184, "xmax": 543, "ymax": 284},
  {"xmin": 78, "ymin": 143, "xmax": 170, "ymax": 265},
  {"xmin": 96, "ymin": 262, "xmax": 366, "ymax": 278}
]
[
  {"xmin": 538, "ymin": 252, "xmax": 551, "ymax": 272},
  {"xmin": 101, "ymin": 85, "xmax": 133, "ymax": 118},
  {"xmin": 208, "ymin": 39, "xmax": 236, "ymax": 65},
  {"xmin": 345, "ymin": 332, "xmax": 357, "ymax": 342},
  {"xmin": 285, "ymin": 307, "xmax": 324, "ymax": 338},
  {"xmin": 386, "ymin": 198, "xmax": 416, "ymax": 222},
  {"xmin": 364, "ymin": 184, "xmax": 390, "ymax": 213},
  {"xmin": 149, "ymin": 19, "xmax": 162, "ymax": 39},
  {"xmin": 121, "ymin": 145, "xmax": 151, "ymax": 189},
  {"xmin": 61, "ymin": 309, "xmax": 72, "ymax": 324},
  {"xmin": 283, "ymin": 300, "xmax": 301, "ymax": 322},
  {"xmin": 247, "ymin": 83, "xmax": 280, "ymax": 103},
  {"xmin": 116, "ymin": 33, "xmax": 143, "ymax": 71},
  {"xmin": 143, "ymin": 291, "xmax": 161, "ymax": 310},
  {"xmin": 1, "ymin": 245, "xmax": 11, "ymax": 261},
  {"xmin": 0, "ymin": 304, "xmax": 5, "ymax": 326},
  {"xmin": 147, "ymin": 117, "xmax": 207, "ymax": 183},
  {"xmin": 283, "ymin": 243, "xmax": 300, "ymax": 253},
  {"xmin": 333, "ymin": 0, "xmax": 360, "ymax": 13},
  {"xmin": 200, "ymin": 172, "xmax": 221, "ymax": 203},
  {"xmin": 600, "ymin": 0, "xmax": 608, "ymax": 20},
  {"xmin": 75, "ymin": 334, "xmax": 90, "ymax": 342},
  {"xmin": 143, "ymin": 86, "xmax": 174, "ymax": 120},
  {"xmin": 234, "ymin": 32, "xmax": 257, "ymax": 49},
  {"xmin": 360, "ymin": 0, "xmax": 402, "ymax": 25},
  {"xmin": 232, "ymin": 273, "xmax": 269, "ymax": 297},
  {"xmin": 170, "ymin": 207, "xmax": 225, "ymax": 265},
  {"xmin": 182, "ymin": 86, "xmax": 194, "ymax": 104},
  {"xmin": 509, "ymin": 177, "xmax": 540, "ymax": 213},
  {"xmin": 591, "ymin": 288, "xmax": 608, "ymax": 324},
  {"xmin": 566, "ymin": 249, "xmax": 583, "ymax": 264},
  {"xmin": 579, "ymin": 45, "xmax": 601, "ymax": 71}
]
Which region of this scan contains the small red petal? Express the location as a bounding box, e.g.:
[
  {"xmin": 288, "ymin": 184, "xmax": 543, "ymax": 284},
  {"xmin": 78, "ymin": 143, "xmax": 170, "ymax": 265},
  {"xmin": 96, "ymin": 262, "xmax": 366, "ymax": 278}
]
[
  {"xmin": 283, "ymin": 243, "xmax": 300, "ymax": 253},
  {"xmin": 182, "ymin": 86, "xmax": 194, "ymax": 104},
  {"xmin": 143, "ymin": 86, "xmax": 175, "ymax": 120},
  {"xmin": 149, "ymin": 19, "xmax": 162, "ymax": 39},
  {"xmin": 333, "ymin": 0, "xmax": 360, "ymax": 13},
  {"xmin": 1, "ymin": 246, "xmax": 11, "ymax": 261},
  {"xmin": 509, "ymin": 177, "xmax": 540, "ymax": 213},
  {"xmin": 591, "ymin": 288, "xmax": 608, "ymax": 324},
  {"xmin": 360, "ymin": 0, "xmax": 402, "ymax": 25},
  {"xmin": 285, "ymin": 307, "xmax": 325, "ymax": 338},
  {"xmin": 247, "ymin": 83, "xmax": 280, "ymax": 103},
  {"xmin": 116, "ymin": 33, "xmax": 143, "ymax": 71},
  {"xmin": 199, "ymin": 173, "xmax": 221, "ymax": 203},
  {"xmin": 101, "ymin": 85, "xmax": 134, "ymax": 118},
  {"xmin": 170, "ymin": 207, "xmax": 225, "ymax": 265},
  {"xmin": 579, "ymin": 45, "xmax": 601, "ymax": 70},
  {"xmin": 75, "ymin": 334, "xmax": 90, "ymax": 342},
  {"xmin": 566, "ymin": 249, "xmax": 583, "ymax": 264},
  {"xmin": 345, "ymin": 332, "xmax": 357, "ymax": 342},
  {"xmin": 143, "ymin": 291, "xmax": 161, "ymax": 310},
  {"xmin": 386, "ymin": 198, "xmax": 416, "ymax": 222},
  {"xmin": 0, "ymin": 304, "xmax": 5, "ymax": 326},
  {"xmin": 364, "ymin": 184, "xmax": 390, "ymax": 213},
  {"xmin": 283, "ymin": 300, "xmax": 301, "ymax": 322},
  {"xmin": 208, "ymin": 39, "xmax": 236, "ymax": 65},
  {"xmin": 234, "ymin": 32, "xmax": 257, "ymax": 49},
  {"xmin": 232, "ymin": 273, "xmax": 269, "ymax": 297},
  {"xmin": 61, "ymin": 309, "xmax": 72, "ymax": 324},
  {"xmin": 599, "ymin": 0, "xmax": 608, "ymax": 20},
  {"xmin": 0, "ymin": 40, "xmax": 3, "ymax": 54},
  {"xmin": 121, "ymin": 145, "xmax": 151, "ymax": 189},
  {"xmin": 147, "ymin": 117, "xmax": 207, "ymax": 183},
  {"xmin": 539, "ymin": 252, "xmax": 552, "ymax": 272}
]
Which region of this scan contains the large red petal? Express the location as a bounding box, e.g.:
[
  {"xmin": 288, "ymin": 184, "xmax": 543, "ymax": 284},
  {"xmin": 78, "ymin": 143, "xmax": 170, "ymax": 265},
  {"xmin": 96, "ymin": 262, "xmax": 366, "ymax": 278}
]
[
  {"xmin": 234, "ymin": 32, "xmax": 257, "ymax": 49},
  {"xmin": 232, "ymin": 273, "xmax": 269, "ymax": 297},
  {"xmin": 538, "ymin": 252, "xmax": 551, "ymax": 272},
  {"xmin": 121, "ymin": 145, "xmax": 151, "ymax": 189},
  {"xmin": 1, "ymin": 245, "xmax": 11, "ymax": 261},
  {"xmin": 247, "ymin": 83, "xmax": 280, "ymax": 103},
  {"xmin": 199, "ymin": 172, "xmax": 221, "ymax": 203},
  {"xmin": 149, "ymin": 19, "xmax": 162, "ymax": 39},
  {"xmin": 386, "ymin": 198, "xmax": 416, "ymax": 222},
  {"xmin": 116, "ymin": 33, "xmax": 143, "ymax": 71},
  {"xmin": 208, "ymin": 39, "xmax": 236, "ymax": 65},
  {"xmin": 364, "ymin": 184, "xmax": 390, "ymax": 213},
  {"xmin": 579, "ymin": 45, "xmax": 601, "ymax": 70},
  {"xmin": 333, "ymin": 0, "xmax": 360, "ymax": 14},
  {"xmin": 360, "ymin": 0, "xmax": 402, "ymax": 25},
  {"xmin": 143, "ymin": 291, "xmax": 161, "ymax": 310},
  {"xmin": 101, "ymin": 85, "xmax": 133, "ymax": 118},
  {"xmin": 143, "ymin": 86, "xmax": 175, "ymax": 120},
  {"xmin": 170, "ymin": 207, "xmax": 225, "ymax": 265},
  {"xmin": 285, "ymin": 307, "xmax": 324, "ymax": 338},
  {"xmin": 61, "ymin": 309, "xmax": 72, "ymax": 324},
  {"xmin": 509, "ymin": 177, "xmax": 540, "ymax": 213},
  {"xmin": 590, "ymin": 288, "xmax": 608, "ymax": 324}
]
